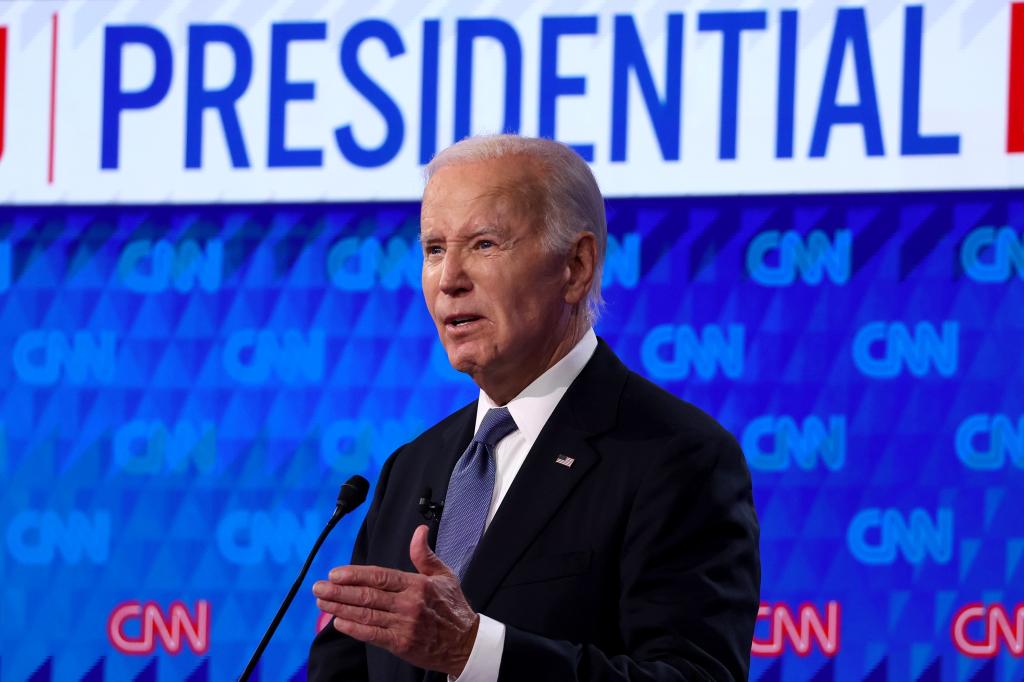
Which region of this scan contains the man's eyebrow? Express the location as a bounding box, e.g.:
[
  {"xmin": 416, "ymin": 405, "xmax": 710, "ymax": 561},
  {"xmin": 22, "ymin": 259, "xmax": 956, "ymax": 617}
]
[
  {"xmin": 418, "ymin": 225, "xmax": 511, "ymax": 244},
  {"xmin": 465, "ymin": 225, "xmax": 511, "ymax": 240}
]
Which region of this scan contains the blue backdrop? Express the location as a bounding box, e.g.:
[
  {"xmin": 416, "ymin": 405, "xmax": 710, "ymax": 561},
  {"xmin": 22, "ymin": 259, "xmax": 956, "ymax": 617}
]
[{"xmin": 2, "ymin": 189, "xmax": 1022, "ymax": 681}]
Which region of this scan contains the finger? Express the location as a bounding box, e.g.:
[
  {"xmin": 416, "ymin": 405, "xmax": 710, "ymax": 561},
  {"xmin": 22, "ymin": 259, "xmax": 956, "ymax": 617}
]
[
  {"xmin": 316, "ymin": 599, "xmax": 393, "ymax": 628},
  {"xmin": 329, "ymin": 565, "xmax": 410, "ymax": 591},
  {"xmin": 333, "ymin": 617, "xmax": 397, "ymax": 649},
  {"xmin": 313, "ymin": 581, "xmax": 399, "ymax": 612},
  {"xmin": 409, "ymin": 524, "xmax": 453, "ymax": 578}
]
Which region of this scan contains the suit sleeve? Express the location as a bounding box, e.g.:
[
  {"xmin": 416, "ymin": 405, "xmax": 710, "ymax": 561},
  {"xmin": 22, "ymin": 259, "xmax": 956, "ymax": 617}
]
[
  {"xmin": 307, "ymin": 447, "xmax": 402, "ymax": 682},
  {"xmin": 497, "ymin": 432, "xmax": 760, "ymax": 682}
]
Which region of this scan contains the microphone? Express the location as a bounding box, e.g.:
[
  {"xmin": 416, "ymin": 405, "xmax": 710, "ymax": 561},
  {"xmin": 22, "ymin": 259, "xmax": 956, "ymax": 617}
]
[
  {"xmin": 239, "ymin": 475, "xmax": 369, "ymax": 682},
  {"xmin": 418, "ymin": 486, "xmax": 444, "ymax": 523}
]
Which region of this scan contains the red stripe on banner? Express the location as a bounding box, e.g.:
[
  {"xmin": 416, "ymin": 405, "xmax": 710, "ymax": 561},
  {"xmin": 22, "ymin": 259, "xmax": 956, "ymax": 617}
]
[
  {"xmin": 0, "ymin": 26, "xmax": 7, "ymax": 163},
  {"xmin": 1008, "ymin": 3, "xmax": 1024, "ymax": 152},
  {"xmin": 47, "ymin": 12, "xmax": 58, "ymax": 183}
]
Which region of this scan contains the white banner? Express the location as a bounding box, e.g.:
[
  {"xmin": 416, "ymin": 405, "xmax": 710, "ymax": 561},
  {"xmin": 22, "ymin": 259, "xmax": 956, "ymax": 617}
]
[{"xmin": 0, "ymin": 0, "xmax": 1021, "ymax": 203}]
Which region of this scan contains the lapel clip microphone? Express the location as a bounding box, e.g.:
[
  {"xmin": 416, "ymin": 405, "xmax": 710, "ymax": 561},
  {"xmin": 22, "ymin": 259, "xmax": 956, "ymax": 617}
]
[{"xmin": 418, "ymin": 486, "xmax": 444, "ymax": 523}]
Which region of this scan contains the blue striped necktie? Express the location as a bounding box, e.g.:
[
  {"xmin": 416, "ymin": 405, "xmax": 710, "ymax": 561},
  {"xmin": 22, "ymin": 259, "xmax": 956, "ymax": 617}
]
[{"xmin": 435, "ymin": 407, "xmax": 518, "ymax": 579}]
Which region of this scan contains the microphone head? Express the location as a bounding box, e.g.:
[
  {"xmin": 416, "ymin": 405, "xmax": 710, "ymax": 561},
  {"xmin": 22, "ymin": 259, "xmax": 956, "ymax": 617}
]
[{"xmin": 337, "ymin": 475, "xmax": 370, "ymax": 512}]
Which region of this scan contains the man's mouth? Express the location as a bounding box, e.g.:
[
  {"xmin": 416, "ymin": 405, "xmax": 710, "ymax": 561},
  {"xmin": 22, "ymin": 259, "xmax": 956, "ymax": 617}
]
[{"xmin": 445, "ymin": 315, "xmax": 483, "ymax": 328}]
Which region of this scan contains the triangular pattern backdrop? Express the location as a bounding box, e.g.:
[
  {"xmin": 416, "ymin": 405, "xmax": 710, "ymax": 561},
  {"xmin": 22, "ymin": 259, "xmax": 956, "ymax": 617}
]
[{"xmin": 1, "ymin": 192, "xmax": 1023, "ymax": 681}]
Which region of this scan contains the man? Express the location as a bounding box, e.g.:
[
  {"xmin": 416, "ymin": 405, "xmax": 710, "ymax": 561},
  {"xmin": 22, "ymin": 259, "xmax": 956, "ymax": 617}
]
[{"xmin": 309, "ymin": 135, "xmax": 760, "ymax": 681}]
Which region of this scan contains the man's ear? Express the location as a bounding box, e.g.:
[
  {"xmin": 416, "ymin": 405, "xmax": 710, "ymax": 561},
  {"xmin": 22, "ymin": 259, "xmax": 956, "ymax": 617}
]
[{"xmin": 563, "ymin": 231, "xmax": 597, "ymax": 306}]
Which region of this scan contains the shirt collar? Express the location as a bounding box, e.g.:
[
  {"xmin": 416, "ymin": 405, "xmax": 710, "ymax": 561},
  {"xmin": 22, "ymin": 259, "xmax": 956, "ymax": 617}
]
[{"xmin": 475, "ymin": 329, "xmax": 598, "ymax": 444}]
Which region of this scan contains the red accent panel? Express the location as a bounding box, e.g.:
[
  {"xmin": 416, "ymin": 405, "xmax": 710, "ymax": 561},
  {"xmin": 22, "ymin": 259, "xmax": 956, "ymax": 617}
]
[
  {"xmin": 48, "ymin": 13, "xmax": 57, "ymax": 183},
  {"xmin": 0, "ymin": 26, "xmax": 8, "ymax": 163},
  {"xmin": 1008, "ymin": 4, "xmax": 1024, "ymax": 152}
]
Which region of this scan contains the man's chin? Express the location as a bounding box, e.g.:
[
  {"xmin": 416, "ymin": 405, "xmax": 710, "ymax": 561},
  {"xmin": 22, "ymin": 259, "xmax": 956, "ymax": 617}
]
[{"xmin": 443, "ymin": 343, "xmax": 491, "ymax": 378}]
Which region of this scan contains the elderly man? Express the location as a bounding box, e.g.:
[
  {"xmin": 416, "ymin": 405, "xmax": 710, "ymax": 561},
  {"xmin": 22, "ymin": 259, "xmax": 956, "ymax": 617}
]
[{"xmin": 309, "ymin": 135, "xmax": 760, "ymax": 681}]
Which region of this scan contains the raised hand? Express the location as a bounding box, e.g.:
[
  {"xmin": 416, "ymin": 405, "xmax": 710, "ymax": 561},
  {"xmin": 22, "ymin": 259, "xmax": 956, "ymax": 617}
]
[{"xmin": 313, "ymin": 524, "xmax": 479, "ymax": 676}]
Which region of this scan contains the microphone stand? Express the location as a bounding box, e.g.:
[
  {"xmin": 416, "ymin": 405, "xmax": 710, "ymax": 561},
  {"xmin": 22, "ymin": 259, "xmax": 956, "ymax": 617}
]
[{"xmin": 239, "ymin": 476, "xmax": 369, "ymax": 682}]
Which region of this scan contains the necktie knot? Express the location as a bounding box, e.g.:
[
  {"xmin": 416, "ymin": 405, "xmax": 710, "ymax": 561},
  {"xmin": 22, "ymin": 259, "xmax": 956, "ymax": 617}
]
[{"xmin": 474, "ymin": 407, "xmax": 518, "ymax": 448}]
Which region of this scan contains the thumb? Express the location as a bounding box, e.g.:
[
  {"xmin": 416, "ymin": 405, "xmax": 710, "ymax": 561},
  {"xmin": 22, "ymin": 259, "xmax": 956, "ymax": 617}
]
[{"xmin": 409, "ymin": 524, "xmax": 453, "ymax": 578}]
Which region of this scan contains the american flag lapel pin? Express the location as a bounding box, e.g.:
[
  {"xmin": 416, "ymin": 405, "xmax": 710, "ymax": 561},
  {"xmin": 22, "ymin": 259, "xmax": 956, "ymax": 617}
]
[{"xmin": 555, "ymin": 454, "xmax": 575, "ymax": 468}]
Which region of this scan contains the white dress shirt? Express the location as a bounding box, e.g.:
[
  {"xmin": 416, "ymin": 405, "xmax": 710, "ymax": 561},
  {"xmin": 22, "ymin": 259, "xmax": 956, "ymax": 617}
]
[{"xmin": 449, "ymin": 329, "xmax": 598, "ymax": 682}]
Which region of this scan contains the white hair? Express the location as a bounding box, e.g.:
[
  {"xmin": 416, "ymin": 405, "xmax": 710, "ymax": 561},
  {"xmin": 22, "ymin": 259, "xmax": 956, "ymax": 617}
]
[{"xmin": 424, "ymin": 134, "xmax": 607, "ymax": 325}]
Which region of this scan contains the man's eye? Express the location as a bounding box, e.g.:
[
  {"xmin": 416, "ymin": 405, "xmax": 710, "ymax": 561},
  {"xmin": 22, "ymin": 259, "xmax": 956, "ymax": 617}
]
[
  {"xmin": 476, "ymin": 240, "xmax": 495, "ymax": 249},
  {"xmin": 426, "ymin": 245, "xmax": 443, "ymax": 256}
]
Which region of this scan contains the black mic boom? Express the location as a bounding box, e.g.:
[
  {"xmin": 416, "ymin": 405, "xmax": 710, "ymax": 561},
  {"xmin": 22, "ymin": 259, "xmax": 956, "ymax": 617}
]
[{"xmin": 239, "ymin": 475, "xmax": 369, "ymax": 681}]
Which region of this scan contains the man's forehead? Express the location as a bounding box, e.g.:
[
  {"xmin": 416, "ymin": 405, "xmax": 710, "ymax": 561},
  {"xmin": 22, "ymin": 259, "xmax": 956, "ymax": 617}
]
[
  {"xmin": 420, "ymin": 190, "xmax": 498, "ymax": 229},
  {"xmin": 424, "ymin": 156, "xmax": 544, "ymax": 200},
  {"xmin": 421, "ymin": 183, "xmax": 539, "ymax": 238}
]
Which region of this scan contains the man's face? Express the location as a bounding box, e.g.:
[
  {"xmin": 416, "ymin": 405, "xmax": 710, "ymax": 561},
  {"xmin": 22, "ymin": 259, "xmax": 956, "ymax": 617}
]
[{"xmin": 420, "ymin": 158, "xmax": 572, "ymax": 394}]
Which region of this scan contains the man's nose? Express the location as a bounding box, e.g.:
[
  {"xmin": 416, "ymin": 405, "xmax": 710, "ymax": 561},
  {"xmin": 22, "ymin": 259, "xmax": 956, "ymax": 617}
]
[{"xmin": 438, "ymin": 249, "xmax": 472, "ymax": 295}]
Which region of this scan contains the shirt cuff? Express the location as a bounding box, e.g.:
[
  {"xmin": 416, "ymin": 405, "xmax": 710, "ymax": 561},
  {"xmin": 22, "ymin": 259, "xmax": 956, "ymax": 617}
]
[{"xmin": 448, "ymin": 614, "xmax": 506, "ymax": 682}]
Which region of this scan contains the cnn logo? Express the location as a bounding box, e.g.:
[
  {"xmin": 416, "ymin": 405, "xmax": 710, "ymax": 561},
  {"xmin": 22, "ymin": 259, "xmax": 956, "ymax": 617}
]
[
  {"xmin": 752, "ymin": 601, "xmax": 840, "ymax": 657},
  {"xmin": 107, "ymin": 600, "xmax": 209, "ymax": 655},
  {"xmin": 952, "ymin": 603, "xmax": 1023, "ymax": 657}
]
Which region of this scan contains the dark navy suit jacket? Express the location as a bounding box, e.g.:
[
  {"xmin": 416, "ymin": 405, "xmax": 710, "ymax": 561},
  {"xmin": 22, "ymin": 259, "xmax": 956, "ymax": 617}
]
[{"xmin": 308, "ymin": 339, "xmax": 760, "ymax": 681}]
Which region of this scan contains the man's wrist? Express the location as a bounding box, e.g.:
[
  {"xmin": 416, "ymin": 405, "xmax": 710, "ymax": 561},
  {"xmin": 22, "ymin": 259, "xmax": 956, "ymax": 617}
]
[
  {"xmin": 448, "ymin": 614, "xmax": 506, "ymax": 682},
  {"xmin": 449, "ymin": 613, "xmax": 481, "ymax": 678}
]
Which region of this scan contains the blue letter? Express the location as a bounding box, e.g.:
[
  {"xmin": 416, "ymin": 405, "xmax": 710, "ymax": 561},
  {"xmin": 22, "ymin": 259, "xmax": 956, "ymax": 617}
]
[
  {"xmin": 185, "ymin": 25, "xmax": 252, "ymax": 169},
  {"xmin": 419, "ymin": 20, "xmax": 440, "ymax": 164},
  {"xmin": 610, "ymin": 14, "xmax": 683, "ymax": 162},
  {"xmin": 901, "ymin": 6, "xmax": 959, "ymax": 155},
  {"xmin": 101, "ymin": 26, "xmax": 172, "ymax": 169},
  {"xmin": 335, "ymin": 20, "xmax": 406, "ymax": 168},
  {"xmin": 539, "ymin": 16, "xmax": 597, "ymax": 160},
  {"xmin": 697, "ymin": 11, "xmax": 767, "ymax": 160},
  {"xmin": 454, "ymin": 19, "xmax": 522, "ymax": 141},
  {"xmin": 776, "ymin": 10, "xmax": 798, "ymax": 158},
  {"xmin": 810, "ymin": 8, "xmax": 884, "ymax": 157},
  {"xmin": 268, "ymin": 22, "xmax": 326, "ymax": 167}
]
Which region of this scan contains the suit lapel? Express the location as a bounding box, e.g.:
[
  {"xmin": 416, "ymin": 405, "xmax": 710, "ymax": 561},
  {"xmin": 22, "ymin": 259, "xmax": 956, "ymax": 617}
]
[
  {"xmin": 459, "ymin": 422, "xmax": 598, "ymax": 612},
  {"xmin": 424, "ymin": 402, "xmax": 477, "ymax": 549},
  {"xmin": 416, "ymin": 423, "xmax": 604, "ymax": 682},
  {"xmin": 458, "ymin": 339, "xmax": 628, "ymax": 612},
  {"xmin": 415, "ymin": 341, "xmax": 627, "ymax": 682},
  {"xmin": 438, "ymin": 401, "xmax": 478, "ymax": 475},
  {"xmin": 406, "ymin": 407, "xmax": 476, "ymax": 682}
]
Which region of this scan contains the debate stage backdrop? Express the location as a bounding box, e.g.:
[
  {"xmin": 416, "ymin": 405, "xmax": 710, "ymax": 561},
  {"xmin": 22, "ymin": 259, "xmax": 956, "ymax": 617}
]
[{"xmin": 2, "ymin": 1, "xmax": 1023, "ymax": 681}]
